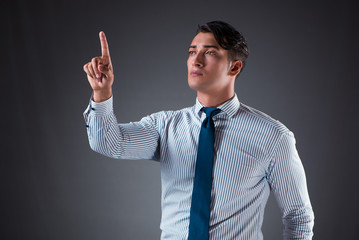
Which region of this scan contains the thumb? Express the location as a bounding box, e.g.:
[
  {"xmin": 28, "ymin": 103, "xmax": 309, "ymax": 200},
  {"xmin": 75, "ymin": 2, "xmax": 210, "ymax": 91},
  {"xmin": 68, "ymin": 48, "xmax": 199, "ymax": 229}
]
[{"xmin": 98, "ymin": 64, "xmax": 108, "ymax": 74}]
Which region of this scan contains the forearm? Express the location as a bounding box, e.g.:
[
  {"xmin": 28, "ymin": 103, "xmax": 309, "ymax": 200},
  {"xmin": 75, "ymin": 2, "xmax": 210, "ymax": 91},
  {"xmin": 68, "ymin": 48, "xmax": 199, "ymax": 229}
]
[
  {"xmin": 83, "ymin": 96, "xmax": 123, "ymax": 158},
  {"xmin": 282, "ymin": 206, "xmax": 314, "ymax": 240},
  {"xmin": 83, "ymin": 96, "xmax": 159, "ymax": 160}
]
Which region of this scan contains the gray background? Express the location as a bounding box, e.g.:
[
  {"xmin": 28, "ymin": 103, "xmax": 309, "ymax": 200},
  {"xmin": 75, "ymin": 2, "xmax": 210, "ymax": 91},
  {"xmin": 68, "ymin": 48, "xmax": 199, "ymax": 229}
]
[{"xmin": 2, "ymin": 0, "xmax": 358, "ymax": 239}]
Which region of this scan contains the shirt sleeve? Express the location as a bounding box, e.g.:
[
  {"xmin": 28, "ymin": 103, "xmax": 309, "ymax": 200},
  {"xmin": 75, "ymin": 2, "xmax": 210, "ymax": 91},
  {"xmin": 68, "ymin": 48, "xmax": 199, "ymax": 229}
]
[
  {"xmin": 267, "ymin": 131, "xmax": 315, "ymax": 239},
  {"xmin": 83, "ymin": 96, "xmax": 160, "ymax": 160}
]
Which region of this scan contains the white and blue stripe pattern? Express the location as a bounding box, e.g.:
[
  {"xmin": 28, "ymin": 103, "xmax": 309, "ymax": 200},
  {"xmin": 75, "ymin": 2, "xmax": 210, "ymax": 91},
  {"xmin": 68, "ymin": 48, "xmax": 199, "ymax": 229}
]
[{"xmin": 84, "ymin": 94, "xmax": 314, "ymax": 240}]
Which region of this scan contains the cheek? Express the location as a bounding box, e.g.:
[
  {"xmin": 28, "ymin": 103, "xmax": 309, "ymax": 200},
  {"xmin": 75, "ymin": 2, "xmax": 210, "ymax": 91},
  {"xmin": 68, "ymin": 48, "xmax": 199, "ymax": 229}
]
[
  {"xmin": 207, "ymin": 61, "xmax": 228, "ymax": 76},
  {"xmin": 187, "ymin": 58, "xmax": 191, "ymax": 70}
]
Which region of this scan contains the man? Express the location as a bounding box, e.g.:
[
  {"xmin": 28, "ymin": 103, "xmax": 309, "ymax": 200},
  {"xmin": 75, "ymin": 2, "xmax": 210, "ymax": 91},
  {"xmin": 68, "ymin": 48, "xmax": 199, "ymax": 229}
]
[{"xmin": 83, "ymin": 21, "xmax": 314, "ymax": 239}]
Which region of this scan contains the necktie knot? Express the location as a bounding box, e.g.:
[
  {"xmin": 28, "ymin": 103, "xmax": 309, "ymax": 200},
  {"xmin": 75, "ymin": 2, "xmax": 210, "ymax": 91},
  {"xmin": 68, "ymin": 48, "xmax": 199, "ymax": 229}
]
[
  {"xmin": 201, "ymin": 107, "xmax": 221, "ymax": 128},
  {"xmin": 202, "ymin": 107, "xmax": 221, "ymax": 118}
]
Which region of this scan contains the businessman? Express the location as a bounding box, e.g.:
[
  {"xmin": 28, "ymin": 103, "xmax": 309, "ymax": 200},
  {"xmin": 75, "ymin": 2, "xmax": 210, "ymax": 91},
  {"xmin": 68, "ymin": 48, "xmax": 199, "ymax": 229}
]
[{"xmin": 83, "ymin": 21, "xmax": 314, "ymax": 239}]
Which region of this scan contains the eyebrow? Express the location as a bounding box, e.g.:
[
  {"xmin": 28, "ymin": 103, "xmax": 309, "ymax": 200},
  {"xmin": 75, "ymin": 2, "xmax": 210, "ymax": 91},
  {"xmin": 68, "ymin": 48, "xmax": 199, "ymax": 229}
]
[{"xmin": 189, "ymin": 45, "xmax": 220, "ymax": 50}]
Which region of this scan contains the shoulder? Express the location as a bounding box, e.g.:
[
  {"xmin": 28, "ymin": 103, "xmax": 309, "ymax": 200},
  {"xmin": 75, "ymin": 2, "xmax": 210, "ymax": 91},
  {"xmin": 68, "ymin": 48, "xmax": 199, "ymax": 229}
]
[
  {"xmin": 237, "ymin": 102, "xmax": 291, "ymax": 136},
  {"xmin": 235, "ymin": 103, "xmax": 296, "ymax": 157},
  {"xmin": 140, "ymin": 106, "xmax": 196, "ymax": 127}
]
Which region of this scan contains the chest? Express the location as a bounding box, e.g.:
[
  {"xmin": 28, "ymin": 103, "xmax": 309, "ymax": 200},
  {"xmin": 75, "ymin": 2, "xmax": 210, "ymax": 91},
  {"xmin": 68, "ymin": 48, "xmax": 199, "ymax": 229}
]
[{"xmin": 159, "ymin": 117, "xmax": 271, "ymax": 188}]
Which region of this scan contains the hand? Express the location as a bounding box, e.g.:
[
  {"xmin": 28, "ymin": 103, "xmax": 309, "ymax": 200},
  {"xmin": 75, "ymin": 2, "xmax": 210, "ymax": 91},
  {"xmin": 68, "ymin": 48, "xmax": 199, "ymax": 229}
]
[{"xmin": 83, "ymin": 31, "xmax": 114, "ymax": 102}]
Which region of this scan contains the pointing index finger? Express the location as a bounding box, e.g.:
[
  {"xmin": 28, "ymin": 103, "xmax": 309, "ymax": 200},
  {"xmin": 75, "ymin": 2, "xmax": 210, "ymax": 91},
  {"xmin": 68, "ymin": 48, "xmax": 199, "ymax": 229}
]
[{"xmin": 99, "ymin": 31, "xmax": 110, "ymax": 57}]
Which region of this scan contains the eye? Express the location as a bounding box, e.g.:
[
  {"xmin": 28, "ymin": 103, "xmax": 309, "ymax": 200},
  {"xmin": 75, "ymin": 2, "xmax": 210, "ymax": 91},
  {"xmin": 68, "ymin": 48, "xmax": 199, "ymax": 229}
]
[
  {"xmin": 206, "ymin": 51, "xmax": 216, "ymax": 56},
  {"xmin": 188, "ymin": 51, "xmax": 196, "ymax": 55}
]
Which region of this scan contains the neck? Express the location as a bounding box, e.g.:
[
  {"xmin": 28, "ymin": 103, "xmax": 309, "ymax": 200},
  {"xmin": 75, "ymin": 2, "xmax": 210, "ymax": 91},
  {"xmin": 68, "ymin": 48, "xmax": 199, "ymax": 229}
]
[{"xmin": 197, "ymin": 89, "xmax": 235, "ymax": 107}]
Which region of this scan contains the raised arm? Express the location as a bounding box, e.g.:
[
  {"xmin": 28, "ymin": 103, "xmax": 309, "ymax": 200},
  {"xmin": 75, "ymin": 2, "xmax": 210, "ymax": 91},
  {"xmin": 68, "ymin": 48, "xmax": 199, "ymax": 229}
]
[
  {"xmin": 83, "ymin": 31, "xmax": 114, "ymax": 102},
  {"xmin": 83, "ymin": 32, "xmax": 160, "ymax": 161}
]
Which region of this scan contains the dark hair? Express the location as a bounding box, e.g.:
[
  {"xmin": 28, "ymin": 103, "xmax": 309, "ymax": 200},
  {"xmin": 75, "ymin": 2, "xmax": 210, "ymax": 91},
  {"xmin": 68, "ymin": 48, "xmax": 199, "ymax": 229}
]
[{"xmin": 197, "ymin": 21, "xmax": 249, "ymax": 73}]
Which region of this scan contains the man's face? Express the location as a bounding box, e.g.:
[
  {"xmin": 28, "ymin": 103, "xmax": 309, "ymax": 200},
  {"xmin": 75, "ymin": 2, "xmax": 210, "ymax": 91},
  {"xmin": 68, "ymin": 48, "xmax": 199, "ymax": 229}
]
[{"xmin": 187, "ymin": 32, "xmax": 233, "ymax": 94}]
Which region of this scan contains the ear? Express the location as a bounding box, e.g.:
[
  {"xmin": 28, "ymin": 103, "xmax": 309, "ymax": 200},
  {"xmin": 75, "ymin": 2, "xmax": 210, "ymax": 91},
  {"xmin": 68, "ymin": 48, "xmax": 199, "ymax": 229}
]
[{"xmin": 228, "ymin": 60, "xmax": 242, "ymax": 77}]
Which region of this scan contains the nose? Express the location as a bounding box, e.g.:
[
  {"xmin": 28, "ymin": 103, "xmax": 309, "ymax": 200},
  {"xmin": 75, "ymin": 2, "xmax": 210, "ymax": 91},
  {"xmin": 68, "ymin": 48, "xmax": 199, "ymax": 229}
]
[{"xmin": 192, "ymin": 53, "xmax": 204, "ymax": 68}]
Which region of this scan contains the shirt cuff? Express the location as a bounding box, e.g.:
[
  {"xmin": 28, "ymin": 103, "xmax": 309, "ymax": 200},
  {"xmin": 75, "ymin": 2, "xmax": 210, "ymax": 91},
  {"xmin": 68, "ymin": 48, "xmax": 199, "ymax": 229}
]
[{"xmin": 90, "ymin": 96, "xmax": 113, "ymax": 116}]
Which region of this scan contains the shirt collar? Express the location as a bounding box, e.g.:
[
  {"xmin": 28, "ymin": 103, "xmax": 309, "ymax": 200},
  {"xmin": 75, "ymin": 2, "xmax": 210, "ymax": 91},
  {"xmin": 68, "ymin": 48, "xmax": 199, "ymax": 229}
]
[{"xmin": 195, "ymin": 93, "xmax": 240, "ymax": 118}]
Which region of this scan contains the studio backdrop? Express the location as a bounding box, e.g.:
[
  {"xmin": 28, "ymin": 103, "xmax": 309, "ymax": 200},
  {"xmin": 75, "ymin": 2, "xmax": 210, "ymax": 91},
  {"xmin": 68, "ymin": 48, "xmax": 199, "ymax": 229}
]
[{"xmin": 2, "ymin": 0, "xmax": 358, "ymax": 239}]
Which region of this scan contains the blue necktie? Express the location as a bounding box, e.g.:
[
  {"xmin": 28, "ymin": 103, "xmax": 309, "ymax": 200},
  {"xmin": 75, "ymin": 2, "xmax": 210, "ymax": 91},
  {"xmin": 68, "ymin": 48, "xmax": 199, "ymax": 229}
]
[{"xmin": 188, "ymin": 107, "xmax": 221, "ymax": 240}]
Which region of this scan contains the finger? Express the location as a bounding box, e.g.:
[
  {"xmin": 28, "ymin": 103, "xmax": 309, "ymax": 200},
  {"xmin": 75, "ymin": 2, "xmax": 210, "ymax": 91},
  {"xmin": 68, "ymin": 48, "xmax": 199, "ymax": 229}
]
[
  {"xmin": 91, "ymin": 57, "xmax": 101, "ymax": 79},
  {"xmin": 98, "ymin": 64, "xmax": 109, "ymax": 76},
  {"xmin": 90, "ymin": 63, "xmax": 102, "ymax": 82},
  {"xmin": 99, "ymin": 31, "xmax": 110, "ymax": 58},
  {"xmin": 83, "ymin": 63, "xmax": 90, "ymax": 75},
  {"xmin": 84, "ymin": 63, "xmax": 94, "ymax": 78},
  {"xmin": 87, "ymin": 63, "xmax": 96, "ymax": 79}
]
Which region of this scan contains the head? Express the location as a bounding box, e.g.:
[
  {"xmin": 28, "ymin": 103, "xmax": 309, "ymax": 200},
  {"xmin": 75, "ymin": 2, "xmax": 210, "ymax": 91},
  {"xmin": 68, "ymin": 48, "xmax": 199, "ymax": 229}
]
[
  {"xmin": 187, "ymin": 21, "xmax": 249, "ymax": 96},
  {"xmin": 197, "ymin": 21, "xmax": 249, "ymax": 73}
]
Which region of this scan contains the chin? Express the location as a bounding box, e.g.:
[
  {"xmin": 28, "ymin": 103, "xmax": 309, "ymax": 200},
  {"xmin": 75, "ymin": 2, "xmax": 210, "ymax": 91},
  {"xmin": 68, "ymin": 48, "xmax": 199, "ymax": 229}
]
[
  {"xmin": 188, "ymin": 81, "xmax": 211, "ymax": 93},
  {"xmin": 188, "ymin": 78, "xmax": 201, "ymax": 91}
]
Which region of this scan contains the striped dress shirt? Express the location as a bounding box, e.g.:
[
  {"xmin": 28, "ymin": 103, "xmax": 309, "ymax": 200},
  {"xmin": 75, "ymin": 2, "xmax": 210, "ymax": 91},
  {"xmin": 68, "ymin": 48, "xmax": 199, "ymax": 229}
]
[{"xmin": 83, "ymin": 94, "xmax": 314, "ymax": 240}]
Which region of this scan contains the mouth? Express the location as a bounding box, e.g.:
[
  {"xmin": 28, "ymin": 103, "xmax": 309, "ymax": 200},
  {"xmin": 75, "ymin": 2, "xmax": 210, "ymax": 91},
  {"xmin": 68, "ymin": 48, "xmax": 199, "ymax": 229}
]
[{"xmin": 190, "ymin": 70, "xmax": 203, "ymax": 77}]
